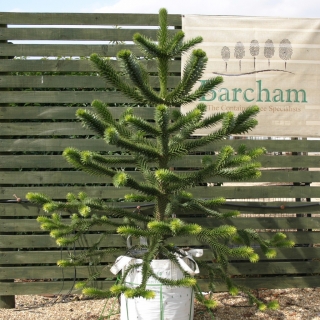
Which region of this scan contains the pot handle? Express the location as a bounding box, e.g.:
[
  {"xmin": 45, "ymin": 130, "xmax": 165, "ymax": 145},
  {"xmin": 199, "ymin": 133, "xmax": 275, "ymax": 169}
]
[
  {"xmin": 110, "ymin": 256, "xmax": 135, "ymax": 275},
  {"xmin": 176, "ymin": 249, "xmax": 203, "ymax": 276}
]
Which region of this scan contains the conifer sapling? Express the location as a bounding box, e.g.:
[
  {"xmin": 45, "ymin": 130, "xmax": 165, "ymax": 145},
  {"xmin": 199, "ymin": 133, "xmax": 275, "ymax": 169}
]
[{"xmin": 27, "ymin": 8, "xmax": 294, "ymax": 310}]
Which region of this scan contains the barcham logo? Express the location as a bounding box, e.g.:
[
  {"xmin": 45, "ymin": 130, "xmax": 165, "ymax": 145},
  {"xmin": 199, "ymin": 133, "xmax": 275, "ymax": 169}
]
[{"xmin": 199, "ymin": 80, "xmax": 307, "ymax": 104}]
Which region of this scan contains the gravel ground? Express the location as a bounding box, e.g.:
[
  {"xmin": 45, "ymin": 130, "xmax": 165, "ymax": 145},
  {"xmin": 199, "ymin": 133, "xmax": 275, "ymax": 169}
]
[{"xmin": 1, "ymin": 288, "xmax": 320, "ymax": 320}]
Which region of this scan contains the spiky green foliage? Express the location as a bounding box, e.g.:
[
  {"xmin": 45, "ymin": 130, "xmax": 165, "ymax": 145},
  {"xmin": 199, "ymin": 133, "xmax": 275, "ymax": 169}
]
[{"xmin": 26, "ymin": 7, "xmax": 293, "ymax": 313}]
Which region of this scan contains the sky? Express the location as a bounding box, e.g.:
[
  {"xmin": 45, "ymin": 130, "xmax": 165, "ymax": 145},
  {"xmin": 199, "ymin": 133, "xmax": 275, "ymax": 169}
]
[{"xmin": 1, "ymin": 0, "xmax": 320, "ymax": 18}]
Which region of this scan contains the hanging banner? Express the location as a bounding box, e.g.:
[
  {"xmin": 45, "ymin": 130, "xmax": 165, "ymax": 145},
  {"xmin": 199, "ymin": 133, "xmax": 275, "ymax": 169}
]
[{"xmin": 182, "ymin": 15, "xmax": 320, "ymax": 137}]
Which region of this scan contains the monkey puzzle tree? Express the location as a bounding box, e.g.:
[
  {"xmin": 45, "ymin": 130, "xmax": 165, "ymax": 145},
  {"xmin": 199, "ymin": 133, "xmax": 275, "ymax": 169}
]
[{"xmin": 27, "ymin": 8, "xmax": 293, "ymax": 313}]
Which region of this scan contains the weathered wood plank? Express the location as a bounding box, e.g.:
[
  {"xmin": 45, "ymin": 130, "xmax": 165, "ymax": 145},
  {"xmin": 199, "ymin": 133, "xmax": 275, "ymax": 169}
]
[
  {"xmin": 0, "ymin": 44, "xmax": 142, "ymax": 57},
  {"xmin": 0, "ymin": 203, "xmax": 153, "ymax": 217},
  {"xmin": 0, "ymin": 154, "xmax": 319, "ymax": 169},
  {"xmin": 0, "ymin": 75, "xmax": 179, "ymax": 88},
  {"xmin": 186, "ymin": 217, "xmax": 320, "ymax": 230},
  {"xmin": 0, "ymin": 136, "xmax": 319, "ymax": 152},
  {"xmin": 0, "ymin": 234, "xmax": 126, "ymax": 248},
  {"xmin": 227, "ymin": 261, "xmax": 320, "ymax": 275},
  {"xmin": 202, "ymin": 276, "xmax": 320, "ymax": 291},
  {"xmin": 219, "ymin": 201, "xmax": 320, "ymax": 214},
  {"xmin": 0, "ymin": 218, "xmax": 122, "ymax": 232},
  {"xmin": 0, "ymin": 155, "xmax": 136, "ymax": 167},
  {"xmin": 1, "ymin": 185, "xmax": 320, "ymax": 200},
  {"xmin": 2, "ymin": 202, "xmax": 320, "ymax": 218},
  {"xmin": 0, "ymin": 107, "xmax": 158, "ymax": 120},
  {"xmin": 1, "ymin": 247, "xmax": 319, "ymax": 264},
  {"xmin": 0, "ymin": 28, "xmax": 177, "ymax": 41},
  {"xmin": 170, "ymin": 232, "xmax": 320, "ymax": 246},
  {"xmin": 0, "ymin": 265, "xmax": 114, "ymax": 280},
  {"xmin": 0, "ymin": 281, "xmax": 91, "ymax": 295},
  {"xmin": 3, "ymin": 217, "xmax": 320, "ymax": 233},
  {"xmin": 2, "ymin": 170, "xmax": 320, "ymax": 185},
  {"xmin": 0, "ymin": 250, "xmax": 123, "ymax": 264},
  {"xmin": 0, "ymin": 12, "xmax": 181, "ymax": 26},
  {"xmin": 0, "ymin": 200, "xmax": 319, "ymax": 217},
  {"xmin": 0, "ymin": 58, "xmax": 181, "ymax": 72},
  {"xmin": 2, "ymin": 122, "xmax": 87, "ymax": 136},
  {"xmin": 1, "ymin": 261, "xmax": 319, "ymax": 280},
  {"xmin": 0, "ymin": 204, "xmax": 43, "ymax": 218},
  {"xmin": 2, "ymin": 276, "xmax": 320, "ymax": 295},
  {"xmin": 0, "ymin": 231, "xmax": 319, "ymax": 249},
  {"xmin": 0, "ymin": 91, "xmax": 134, "ymax": 103},
  {"xmin": 192, "ymin": 185, "xmax": 320, "ymax": 200}
]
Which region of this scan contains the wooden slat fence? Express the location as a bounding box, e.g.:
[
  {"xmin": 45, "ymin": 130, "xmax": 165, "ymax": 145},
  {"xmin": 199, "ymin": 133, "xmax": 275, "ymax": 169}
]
[{"xmin": 1, "ymin": 12, "xmax": 320, "ymax": 308}]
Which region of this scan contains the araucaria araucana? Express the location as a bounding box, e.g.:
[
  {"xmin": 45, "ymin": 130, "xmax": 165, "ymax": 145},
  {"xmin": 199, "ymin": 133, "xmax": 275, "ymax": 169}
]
[{"xmin": 27, "ymin": 8, "xmax": 294, "ymax": 311}]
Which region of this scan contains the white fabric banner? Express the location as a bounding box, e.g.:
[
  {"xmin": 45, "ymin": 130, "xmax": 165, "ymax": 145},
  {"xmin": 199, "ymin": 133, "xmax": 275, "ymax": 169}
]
[{"xmin": 182, "ymin": 15, "xmax": 320, "ymax": 137}]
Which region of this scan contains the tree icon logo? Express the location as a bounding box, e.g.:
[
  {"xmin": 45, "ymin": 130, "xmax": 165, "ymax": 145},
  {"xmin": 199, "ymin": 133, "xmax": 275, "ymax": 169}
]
[
  {"xmin": 264, "ymin": 39, "xmax": 275, "ymax": 68},
  {"xmin": 250, "ymin": 40, "xmax": 260, "ymax": 70},
  {"xmin": 216, "ymin": 38, "xmax": 294, "ymax": 76},
  {"xmin": 234, "ymin": 41, "xmax": 245, "ymax": 71},
  {"xmin": 279, "ymin": 39, "xmax": 293, "ymax": 70},
  {"xmin": 221, "ymin": 46, "xmax": 230, "ymax": 72}
]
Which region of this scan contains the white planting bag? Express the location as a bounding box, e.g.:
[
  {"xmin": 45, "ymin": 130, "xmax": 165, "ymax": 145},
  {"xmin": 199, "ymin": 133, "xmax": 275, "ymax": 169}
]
[{"xmin": 111, "ymin": 250, "xmax": 203, "ymax": 320}]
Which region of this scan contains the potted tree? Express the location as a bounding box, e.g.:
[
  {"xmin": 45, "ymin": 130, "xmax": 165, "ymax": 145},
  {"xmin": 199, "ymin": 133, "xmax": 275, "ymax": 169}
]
[{"xmin": 27, "ymin": 8, "xmax": 293, "ymax": 319}]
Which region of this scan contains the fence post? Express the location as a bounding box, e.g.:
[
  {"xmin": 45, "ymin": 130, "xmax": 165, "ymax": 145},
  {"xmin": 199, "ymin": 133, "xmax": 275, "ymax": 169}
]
[{"xmin": 0, "ymin": 23, "xmax": 15, "ymax": 309}]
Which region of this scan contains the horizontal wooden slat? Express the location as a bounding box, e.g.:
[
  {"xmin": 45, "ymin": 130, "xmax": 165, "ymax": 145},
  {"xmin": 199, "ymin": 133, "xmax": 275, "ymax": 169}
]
[
  {"xmin": 0, "ymin": 154, "xmax": 319, "ymax": 168},
  {"xmin": 0, "ymin": 137, "xmax": 318, "ymax": 152},
  {"xmin": 190, "ymin": 186, "xmax": 320, "ymax": 201},
  {"xmin": 0, "ymin": 43, "xmax": 148, "ymax": 57},
  {"xmin": 0, "ymin": 265, "xmax": 114, "ymax": 280},
  {"xmin": 0, "ymin": 75, "xmax": 179, "ymax": 88},
  {"xmin": 2, "ymin": 217, "xmax": 320, "ymax": 233},
  {"xmin": 0, "ymin": 107, "xmax": 159, "ymax": 120},
  {"xmin": 228, "ymin": 261, "xmax": 320, "ymax": 275},
  {"xmin": 0, "ymin": 218, "xmax": 122, "ymax": 232},
  {"xmin": 0, "ymin": 58, "xmax": 181, "ymax": 72},
  {"xmin": 0, "ymin": 250, "xmax": 123, "ymax": 264},
  {"xmin": 0, "ymin": 171, "xmax": 126, "ymax": 184},
  {"xmin": 2, "ymin": 276, "xmax": 320, "ymax": 295},
  {"xmin": 0, "ymin": 280, "xmax": 98, "ymax": 295},
  {"xmin": 2, "ymin": 261, "xmax": 319, "ymax": 280},
  {"xmin": 210, "ymin": 276, "xmax": 320, "ymax": 291},
  {"xmin": 170, "ymin": 232, "xmax": 320, "ymax": 246},
  {"xmin": 0, "ymin": 234, "xmax": 126, "ymax": 248},
  {"xmin": 0, "ymin": 155, "xmax": 198, "ymax": 167},
  {"xmin": 4, "ymin": 128, "xmax": 320, "ymax": 161},
  {"xmin": 220, "ymin": 202, "xmax": 320, "ymax": 214},
  {"xmin": 259, "ymin": 155, "xmax": 320, "ymax": 168},
  {"xmin": 0, "ymin": 12, "xmax": 182, "ymax": 26},
  {"xmin": 0, "ymin": 28, "xmax": 177, "ymax": 41},
  {"xmin": 0, "ymin": 204, "xmax": 43, "ymax": 217},
  {"xmin": 2, "ymin": 122, "xmax": 87, "ymax": 136},
  {"xmin": 2, "ymin": 171, "xmax": 320, "ymax": 184},
  {"xmin": 0, "ymin": 154, "xmax": 140, "ymax": 167},
  {"xmin": 0, "ymin": 59, "xmax": 181, "ymax": 73},
  {"xmin": 0, "ymin": 91, "xmax": 134, "ymax": 103},
  {"xmin": 181, "ymin": 217, "xmax": 320, "ymax": 230},
  {"xmin": 1, "ymin": 247, "xmax": 318, "ymax": 265},
  {"xmin": 0, "ymin": 231, "xmax": 319, "ymax": 249},
  {"xmin": 0, "ymin": 203, "xmax": 154, "ymax": 217},
  {"xmin": 1, "ymin": 185, "xmax": 320, "ymax": 200},
  {"xmin": 2, "ymin": 202, "xmax": 320, "ymax": 218}
]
